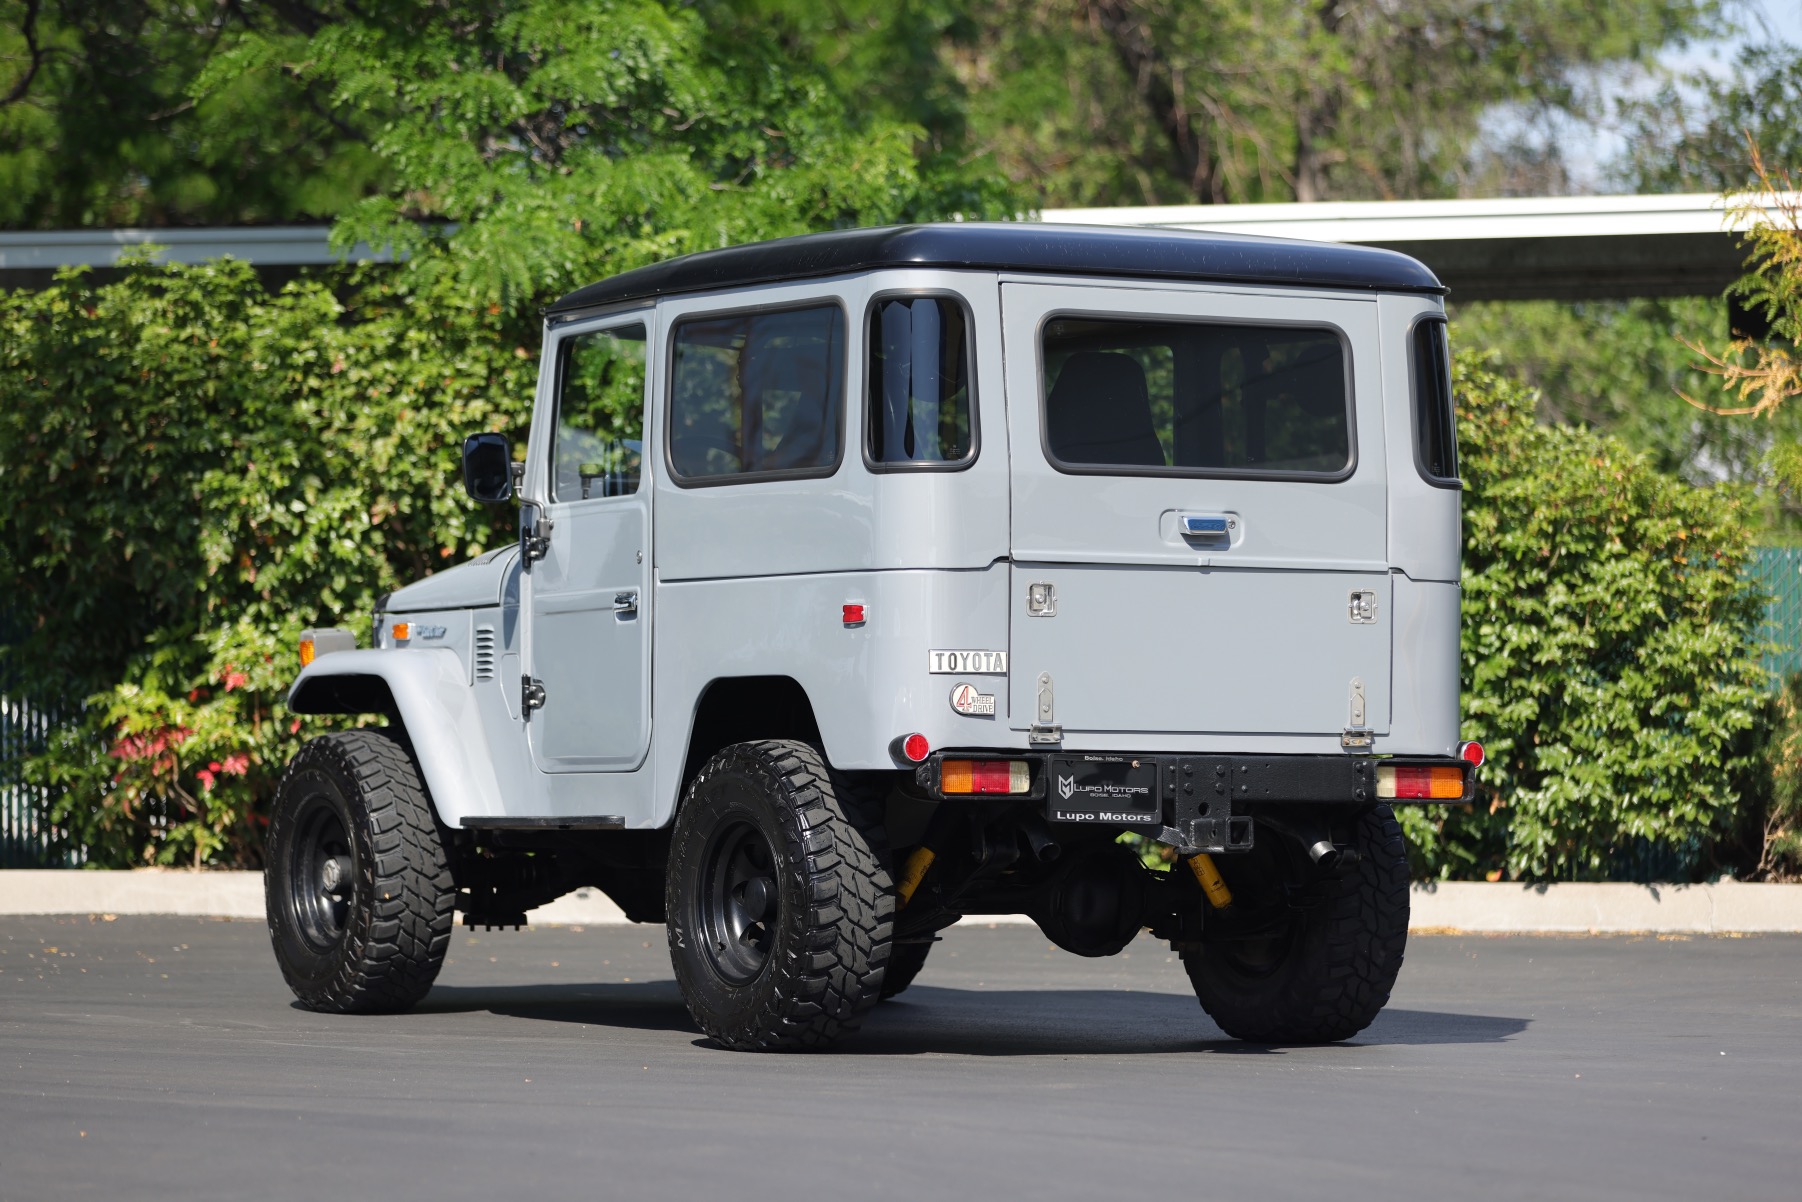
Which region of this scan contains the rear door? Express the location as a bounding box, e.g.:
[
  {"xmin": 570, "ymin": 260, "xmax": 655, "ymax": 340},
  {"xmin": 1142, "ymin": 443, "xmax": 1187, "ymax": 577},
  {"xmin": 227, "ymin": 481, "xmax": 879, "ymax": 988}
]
[{"xmin": 1002, "ymin": 282, "xmax": 1389, "ymax": 740}]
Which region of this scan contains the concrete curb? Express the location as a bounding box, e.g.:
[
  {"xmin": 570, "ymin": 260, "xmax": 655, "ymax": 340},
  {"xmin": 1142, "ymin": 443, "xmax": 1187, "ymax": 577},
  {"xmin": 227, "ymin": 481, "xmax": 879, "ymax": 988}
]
[{"xmin": 2, "ymin": 871, "xmax": 1799, "ymax": 933}]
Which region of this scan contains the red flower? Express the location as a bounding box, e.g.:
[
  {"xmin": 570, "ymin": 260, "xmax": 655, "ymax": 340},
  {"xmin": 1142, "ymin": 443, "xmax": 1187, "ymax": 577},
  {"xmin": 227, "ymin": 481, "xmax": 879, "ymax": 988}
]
[
  {"xmin": 220, "ymin": 753, "xmax": 250, "ymax": 776},
  {"xmin": 222, "ymin": 669, "xmax": 249, "ymax": 692}
]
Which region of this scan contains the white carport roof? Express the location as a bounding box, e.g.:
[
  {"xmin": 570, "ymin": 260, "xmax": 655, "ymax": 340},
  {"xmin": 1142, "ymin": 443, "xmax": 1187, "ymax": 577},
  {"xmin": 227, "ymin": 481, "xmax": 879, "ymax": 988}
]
[
  {"xmin": 0, "ymin": 193, "xmax": 1786, "ymax": 301},
  {"xmin": 1043, "ymin": 193, "xmax": 1783, "ymax": 302}
]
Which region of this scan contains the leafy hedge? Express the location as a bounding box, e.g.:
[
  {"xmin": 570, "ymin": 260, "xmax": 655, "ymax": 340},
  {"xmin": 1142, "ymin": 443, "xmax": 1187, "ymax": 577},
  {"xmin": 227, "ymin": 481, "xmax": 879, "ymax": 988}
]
[
  {"xmin": 1398, "ymin": 353, "xmax": 1770, "ymax": 882},
  {"xmin": 0, "ymin": 266, "xmax": 1776, "ymax": 878},
  {"xmin": 0, "ymin": 260, "xmax": 532, "ymax": 866}
]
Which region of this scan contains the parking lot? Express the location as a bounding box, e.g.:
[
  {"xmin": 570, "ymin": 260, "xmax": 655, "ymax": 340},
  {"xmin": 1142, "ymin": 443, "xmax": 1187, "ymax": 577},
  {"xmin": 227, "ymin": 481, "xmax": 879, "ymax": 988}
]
[{"xmin": 2, "ymin": 916, "xmax": 1796, "ymax": 1201}]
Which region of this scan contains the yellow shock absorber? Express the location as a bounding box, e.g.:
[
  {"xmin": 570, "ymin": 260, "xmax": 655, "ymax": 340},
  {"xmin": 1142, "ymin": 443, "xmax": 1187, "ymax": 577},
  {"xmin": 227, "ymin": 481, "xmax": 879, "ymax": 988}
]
[
  {"xmin": 896, "ymin": 846, "xmax": 936, "ymax": 910},
  {"xmin": 1187, "ymin": 853, "xmax": 1234, "ymax": 910}
]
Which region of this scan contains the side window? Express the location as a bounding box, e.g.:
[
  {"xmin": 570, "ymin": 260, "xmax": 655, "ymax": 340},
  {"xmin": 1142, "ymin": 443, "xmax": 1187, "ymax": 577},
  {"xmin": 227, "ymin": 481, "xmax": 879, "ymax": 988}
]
[
  {"xmin": 1041, "ymin": 316, "xmax": 1352, "ymax": 478},
  {"xmin": 867, "ymin": 296, "xmax": 974, "ymax": 467},
  {"xmin": 552, "ymin": 323, "xmax": 647, "ymax": 501},
  {"xmin": 669, "ymin": 304, "xmax": 845, "ymax": 482},
  {"xmin": 1412, "ymin": 318, "xmax": 1460, "ymax": 486}
]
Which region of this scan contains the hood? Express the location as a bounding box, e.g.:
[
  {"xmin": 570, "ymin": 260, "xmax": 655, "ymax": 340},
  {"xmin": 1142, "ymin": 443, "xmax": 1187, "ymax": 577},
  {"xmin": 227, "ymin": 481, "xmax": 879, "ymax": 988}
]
[{"xmin": 383, "ymin": 545, "xmax": 520, "ymax": 613}]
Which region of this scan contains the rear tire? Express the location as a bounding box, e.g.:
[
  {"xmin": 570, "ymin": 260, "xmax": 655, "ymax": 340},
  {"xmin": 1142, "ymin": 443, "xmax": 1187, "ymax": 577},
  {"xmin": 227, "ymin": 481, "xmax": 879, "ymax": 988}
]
[
  {"xmin": 265, "ymin": 731, "xmax": 455, "ymax": 1013},
  {"xmin": 881, "ymin": 941, "xmax": 932, "ymax": 1000},
  {"xmin": 666, "ymin": 740, "xmax": 895, "ymax": 1051},
  {"xmin": 1176, "ymin": 805, "xmax": 1409, "ymax": 1043}
]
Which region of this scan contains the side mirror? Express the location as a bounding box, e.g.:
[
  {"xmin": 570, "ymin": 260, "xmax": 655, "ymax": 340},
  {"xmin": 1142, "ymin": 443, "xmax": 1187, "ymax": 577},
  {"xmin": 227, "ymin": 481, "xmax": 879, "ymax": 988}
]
[{"xmin": 462, "ymin": 432, "xmax": 515, "ymax": 504}]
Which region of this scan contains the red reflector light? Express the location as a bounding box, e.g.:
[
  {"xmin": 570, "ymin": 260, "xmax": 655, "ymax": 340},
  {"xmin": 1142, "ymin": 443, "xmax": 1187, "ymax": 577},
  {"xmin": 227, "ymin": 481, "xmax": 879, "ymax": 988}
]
[
  {"xmin": 1377, "ymin": 764, "xmax": 1465, "ymax": 800},
  {"xmin": 941, "ymin": 759, "xmax": 1032, "ymax": 795},
  {"xmin": 1460, "ymin": 740, "xmax": 1486, "ymax": 767},
  {"xmin": 899, "ymin": 733, "xmax": 930, "ymax": 763},
  {"xmin": 842, "ymin": 604, "xmax": 866, "ymax": 625}
]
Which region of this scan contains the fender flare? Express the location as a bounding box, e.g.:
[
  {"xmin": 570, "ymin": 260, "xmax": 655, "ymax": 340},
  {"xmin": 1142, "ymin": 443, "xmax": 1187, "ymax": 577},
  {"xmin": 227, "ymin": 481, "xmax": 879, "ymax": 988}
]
[{"xmin": 286, "ymin": 649, "xmax": 505, "ymax": 827}]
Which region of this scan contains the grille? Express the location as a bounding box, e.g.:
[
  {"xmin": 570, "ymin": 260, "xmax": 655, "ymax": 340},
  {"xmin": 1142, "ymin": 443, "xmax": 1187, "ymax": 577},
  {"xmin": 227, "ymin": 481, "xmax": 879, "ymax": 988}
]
[{"xmin": 473, "ymin": 624, "xmax": 497, "ymax": 681}]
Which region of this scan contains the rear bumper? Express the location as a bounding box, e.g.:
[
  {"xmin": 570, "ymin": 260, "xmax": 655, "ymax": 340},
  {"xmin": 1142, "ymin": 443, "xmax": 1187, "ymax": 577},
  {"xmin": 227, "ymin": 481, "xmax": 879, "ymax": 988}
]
[{"xmin": 915, "ymin": 750, "xmax": 1476, "ymax": 814}]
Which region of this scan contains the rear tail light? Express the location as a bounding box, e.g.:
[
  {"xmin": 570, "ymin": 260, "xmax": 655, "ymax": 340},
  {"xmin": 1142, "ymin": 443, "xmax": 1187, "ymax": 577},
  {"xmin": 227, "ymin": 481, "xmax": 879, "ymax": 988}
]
[
  {"xmin": 940, "ymin": 759, "xmax": 1032, "ymax": 795},
  {"xmin": 1376, "ymin": 764, "xmax": 1465, "ymax": 800}
]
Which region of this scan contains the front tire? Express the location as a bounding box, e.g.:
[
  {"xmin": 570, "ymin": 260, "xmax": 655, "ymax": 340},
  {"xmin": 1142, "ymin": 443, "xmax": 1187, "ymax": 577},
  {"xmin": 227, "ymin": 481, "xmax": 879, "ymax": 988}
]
[
  {"xmin": 666, "ymin": 740, "xmax": 894, "ymax": 1050},
  {"xmin": 265, "ymin": 731, "xmax": 455, "ymax": 1013},
  {"xmin": 1176, "ymin": 805, "xmax": 1410, "ymax": 1043}
]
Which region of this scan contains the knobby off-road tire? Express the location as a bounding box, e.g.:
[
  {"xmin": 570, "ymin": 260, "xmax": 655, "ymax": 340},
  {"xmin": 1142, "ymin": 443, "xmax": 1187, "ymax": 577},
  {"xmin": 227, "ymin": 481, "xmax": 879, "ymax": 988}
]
[
  {"xmin": 1177, "ymin": 804, "xmax": 1409, "ymax": 1043},
  {"xmin": 880, "ymin": 941, "xmax": 932, "ymax": 1000},
  {"xmin": 666, "ymin": 740, "xmax": 895, "ymax": 1051},
  {"xmin": 265, "ymin": 731, "xmax": 455, "ymax": 1013}
]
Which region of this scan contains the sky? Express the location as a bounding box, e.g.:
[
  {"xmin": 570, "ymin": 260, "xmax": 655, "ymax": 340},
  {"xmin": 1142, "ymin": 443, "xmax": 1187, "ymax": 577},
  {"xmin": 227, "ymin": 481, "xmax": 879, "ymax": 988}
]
[{"xmin": 1531, "ymin": 0, "xmax": 1802, "ymax": 193}]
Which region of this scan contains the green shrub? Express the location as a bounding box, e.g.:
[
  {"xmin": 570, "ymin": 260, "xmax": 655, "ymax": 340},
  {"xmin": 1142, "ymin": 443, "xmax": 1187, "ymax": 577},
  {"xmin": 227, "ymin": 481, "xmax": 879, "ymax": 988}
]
[
  {"xmin": 0, "ymin": 259, "xmax": 533, "ymax": 866},
  {"xmin": 1396, "ymin": 351, "xmax": 1770, "ymax": 882}
]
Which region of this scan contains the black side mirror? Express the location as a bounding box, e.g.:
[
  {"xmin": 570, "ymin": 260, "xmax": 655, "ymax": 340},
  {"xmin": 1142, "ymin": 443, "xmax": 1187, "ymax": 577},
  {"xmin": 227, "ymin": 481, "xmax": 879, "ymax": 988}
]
[{"xmin": 462, "ymin": 432, "xmax": 514, "ymax": 504}]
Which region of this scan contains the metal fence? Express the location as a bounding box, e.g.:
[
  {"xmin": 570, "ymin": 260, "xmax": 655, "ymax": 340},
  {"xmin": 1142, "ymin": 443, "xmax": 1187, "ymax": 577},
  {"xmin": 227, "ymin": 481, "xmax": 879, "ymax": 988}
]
[
  {"xmin": 0, "ymin": 683, "xmax": 72, "ymax": 869},
  {"xmin": 1750, "ymin": 546, "xmax": 1802, "ymax": 683}
]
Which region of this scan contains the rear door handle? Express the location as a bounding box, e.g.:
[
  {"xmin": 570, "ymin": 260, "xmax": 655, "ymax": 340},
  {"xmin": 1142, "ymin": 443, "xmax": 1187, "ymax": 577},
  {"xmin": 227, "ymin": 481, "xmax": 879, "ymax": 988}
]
[{"xmin": 1179, "ymin": 514, "xmax": 1236, "ymax": 538}]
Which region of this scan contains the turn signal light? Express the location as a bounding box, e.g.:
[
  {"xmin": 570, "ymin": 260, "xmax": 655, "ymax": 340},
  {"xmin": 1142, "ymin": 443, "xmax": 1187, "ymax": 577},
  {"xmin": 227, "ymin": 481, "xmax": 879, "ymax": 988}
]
[
  {"xmin": 391, "ymin": 622, "xmax": 411, "ymax": 642},
  {"xmin": 941, "ymin": 759, "xmax": 1032, "ymax": 795},
  {"xmin": 298, "ymin": 638, "xmax": 316, "ymax": 667},
  {"xmin": 1376, "ymin": 764, "xmax": 1465, "ymax": 800}
]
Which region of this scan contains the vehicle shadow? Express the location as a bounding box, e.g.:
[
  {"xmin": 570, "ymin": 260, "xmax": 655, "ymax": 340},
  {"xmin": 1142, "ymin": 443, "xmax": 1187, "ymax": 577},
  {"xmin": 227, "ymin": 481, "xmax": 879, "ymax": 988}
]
[
  {"xmin": 410, "ymin": 980, "xmax": 1527, "ymax": 1055},
  {"xmin": 846, "ymin": 987, "xmax": 1529, "ymax": 1057},
  {"xmin": 415, "ymin": 980, "xmax": 696, "ymax": 1033}
]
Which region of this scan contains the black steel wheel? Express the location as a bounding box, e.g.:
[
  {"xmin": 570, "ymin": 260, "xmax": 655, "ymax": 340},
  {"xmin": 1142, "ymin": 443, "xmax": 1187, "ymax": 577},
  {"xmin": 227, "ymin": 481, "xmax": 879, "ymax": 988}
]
[
  {"xmin": 265, "ymin": 730, "xmax": 454, "ymax": 1013},
  {"xmin": 667, "ymin": 740, "xmax": 894, "ymax": 1051},
  {"xmin": 1174, "ymin": 805, "xmax": 1410, "ymax": 1043}
]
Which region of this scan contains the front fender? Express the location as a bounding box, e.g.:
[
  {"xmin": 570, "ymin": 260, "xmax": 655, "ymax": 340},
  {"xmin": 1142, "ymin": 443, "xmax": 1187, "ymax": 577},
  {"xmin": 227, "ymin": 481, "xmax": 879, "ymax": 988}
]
[{"xmin": 287, "ymin": 649, "xmax": 505, "ymax": 827}]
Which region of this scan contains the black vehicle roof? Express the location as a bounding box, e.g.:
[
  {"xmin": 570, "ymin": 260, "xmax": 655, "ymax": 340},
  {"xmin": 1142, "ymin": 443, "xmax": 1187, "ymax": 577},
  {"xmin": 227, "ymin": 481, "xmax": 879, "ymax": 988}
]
[{"xmin": 545, "ymin": 222, "xmax": 1444, "ymax": 316}]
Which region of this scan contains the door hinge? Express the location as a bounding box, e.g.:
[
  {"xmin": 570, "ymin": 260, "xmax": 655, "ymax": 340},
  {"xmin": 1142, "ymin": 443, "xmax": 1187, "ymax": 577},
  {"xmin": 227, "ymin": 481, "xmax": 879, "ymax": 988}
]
[
  {"xmin": 521, "ymin": 675, "xmax": 546, "ymax": 714},
  {"xmin": 1341, "ymin": 676, "xmax": 1373, "ymax": 751},
  {"xmin": 521, "ymin": 509, "xmax": 553, "ymax": 565},
  {"xmin": 1029, "ymin": 671, "xmax": 1062, "ymax": 744}
]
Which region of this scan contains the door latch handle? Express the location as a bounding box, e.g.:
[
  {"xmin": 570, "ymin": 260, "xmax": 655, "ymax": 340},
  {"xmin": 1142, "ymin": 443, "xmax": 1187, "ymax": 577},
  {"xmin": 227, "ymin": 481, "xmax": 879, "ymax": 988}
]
[
  {"xmin": 612, "ymin": 591, "xmax": 639, "ymax": 615},
  {"xmin": 1179, "ymin": 514, "xmax": 1236, "ymax": 539}
]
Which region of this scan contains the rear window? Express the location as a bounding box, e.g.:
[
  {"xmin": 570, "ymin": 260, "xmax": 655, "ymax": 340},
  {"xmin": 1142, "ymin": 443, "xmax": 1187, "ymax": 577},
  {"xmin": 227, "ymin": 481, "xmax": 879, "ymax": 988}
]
[
  {"xmin": 1411, "ymin": 318, "xmax": 1460, "ymax": 486},
  {"xmin": 668, "ymin": 303, "xmax": 846, "ymax": 483},
  {"xmin": 1041, "ymin": 317, "xmax": 1352, "ymax": 478},
  {"xmin": 867, "ymin": 296, "xmax": 975, "ymax": 468}
]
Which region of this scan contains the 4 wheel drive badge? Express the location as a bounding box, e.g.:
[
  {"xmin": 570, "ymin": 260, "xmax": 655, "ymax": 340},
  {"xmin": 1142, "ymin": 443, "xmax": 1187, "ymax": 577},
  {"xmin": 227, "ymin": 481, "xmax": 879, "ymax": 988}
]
[
  {"xmin": 1058, "ymin": 774, "xmax": 1075, "ymax": 800},
  {"xmin": 949, "ymin": 683, "xmax": 996, "ymax": 716}
]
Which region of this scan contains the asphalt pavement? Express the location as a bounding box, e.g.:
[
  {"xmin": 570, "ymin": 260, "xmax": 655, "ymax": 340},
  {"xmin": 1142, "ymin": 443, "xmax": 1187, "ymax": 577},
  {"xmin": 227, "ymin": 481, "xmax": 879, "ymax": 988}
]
[{"xmin": 2, "ymin": 915, "xmax": 1796, "ymax": 1201}]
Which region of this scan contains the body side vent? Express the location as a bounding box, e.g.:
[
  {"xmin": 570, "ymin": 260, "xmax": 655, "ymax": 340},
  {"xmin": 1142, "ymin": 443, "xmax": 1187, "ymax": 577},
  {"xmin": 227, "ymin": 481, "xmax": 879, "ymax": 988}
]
[{"xmin": 473, "ymin": 624, "xmax": 498, "ymax": 682}]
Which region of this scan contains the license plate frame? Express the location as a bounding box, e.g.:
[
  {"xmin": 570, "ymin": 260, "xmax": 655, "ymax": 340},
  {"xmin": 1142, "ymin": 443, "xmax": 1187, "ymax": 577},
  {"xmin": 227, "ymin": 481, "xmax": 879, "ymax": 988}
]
[{"xmin": 1046, "ymin": 755, "xmax": 1162, "ymax": 824}]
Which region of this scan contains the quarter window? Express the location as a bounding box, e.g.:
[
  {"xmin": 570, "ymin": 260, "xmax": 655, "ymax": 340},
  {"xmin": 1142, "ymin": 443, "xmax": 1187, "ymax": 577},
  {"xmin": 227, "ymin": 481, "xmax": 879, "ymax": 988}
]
[
  {"xmin": 867, "ymin": 296, "xmax": 974, "ymax": 466},
  {"xmin": 552, "ymin": 323, "xmax": 647, "ymax": 501},
  {"xmin": 1412, "ymin": 318, "xmax": 1460, "ymax": 485},
  {"xmin": 1041, "ymin": 317, "xmax": 1352, "ymax": 477},
  {"xmin": 669, "ymin": 304, "xmax": 845, "ymax": 481}
]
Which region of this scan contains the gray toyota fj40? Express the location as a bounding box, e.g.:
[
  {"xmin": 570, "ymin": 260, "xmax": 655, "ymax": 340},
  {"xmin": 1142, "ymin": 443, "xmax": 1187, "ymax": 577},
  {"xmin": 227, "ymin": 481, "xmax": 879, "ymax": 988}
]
[{"xmin": 272, "ymin": 223, "xmax": 1479, "ymax": 1051}]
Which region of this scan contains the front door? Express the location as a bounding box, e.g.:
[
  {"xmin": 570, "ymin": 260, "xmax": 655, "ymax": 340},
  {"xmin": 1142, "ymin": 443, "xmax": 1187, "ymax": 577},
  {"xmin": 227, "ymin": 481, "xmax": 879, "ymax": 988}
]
[
  {"xmin": 1002, "ymin": 282, "xmax": 1391, "ymax": 739},
  {"xmin": 522, "ymin": 317, "xmax": 653, "ymax": 771}
]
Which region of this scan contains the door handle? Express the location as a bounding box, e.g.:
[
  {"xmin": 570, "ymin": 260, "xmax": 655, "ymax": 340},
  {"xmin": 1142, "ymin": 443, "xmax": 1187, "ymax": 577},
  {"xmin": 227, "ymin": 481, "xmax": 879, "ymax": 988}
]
[
  {"xmin": 1179, "ymin": 513, "xmax": 1236, "ymax": 539},
  {"xmin": 612, "ymin": 591, "xmax": 639, "ymax": 615}
]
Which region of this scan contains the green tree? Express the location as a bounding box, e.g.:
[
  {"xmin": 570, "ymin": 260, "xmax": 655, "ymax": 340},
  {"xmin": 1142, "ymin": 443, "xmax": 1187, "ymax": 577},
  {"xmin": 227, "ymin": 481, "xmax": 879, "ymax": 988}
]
[
  {"xmin": 948, "ymin": 0, "xmax": 1719, "ymax": 207},
  {"xmin": 0, "ymin": 0, "xmax": 386, "ymax": 228}
]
